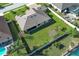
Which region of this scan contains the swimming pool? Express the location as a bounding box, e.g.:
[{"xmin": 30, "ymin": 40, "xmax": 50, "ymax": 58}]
[
  {"xmin": 68, "ymin": 47, "xmax": 79, "ymax": 56},
  {"xmin": 0, "ymin": 47, "xmax": 7, "ymax": 56}
]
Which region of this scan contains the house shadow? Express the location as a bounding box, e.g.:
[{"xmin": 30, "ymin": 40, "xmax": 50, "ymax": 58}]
[{"xmin": 27, "ymin": 19, "xmax": 56, "ymax": 34}]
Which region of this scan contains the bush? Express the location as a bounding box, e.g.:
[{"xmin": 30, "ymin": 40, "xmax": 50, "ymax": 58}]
[
  {"xmin": 54, "ymin": 42, "xmax": 64, "ymax": 49},
  {"xmin": 72, "ymin": 28, "xmax": 79, "ymax": 37},
  {"xmin": 54, "ymin": 42, "xmax": 61, "ymax": 48},
  {"xmin": 61, "ymin": 27, "xmax": 66, "ymax": 32}
]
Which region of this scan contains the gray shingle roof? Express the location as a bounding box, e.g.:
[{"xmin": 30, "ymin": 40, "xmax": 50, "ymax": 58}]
[
  {"xmin": 53, "ymin": 3, "xmax": 79, "ymax": 11},
  {"xmin": 24, "ymin": 8, "xmax": 51, "ymax": 30},
  {"xmin": 0, "ymin": 16, "xmax": 11, "ymax": 35},
  {"xmin": 0, "ymin": 16, "xmax": 12, "ymax": 43},
  {"xmin": 15, "ymin": 4, "xmax": 51, "ymax": 31}
]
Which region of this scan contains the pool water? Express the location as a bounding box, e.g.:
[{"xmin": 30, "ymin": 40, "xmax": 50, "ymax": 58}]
[
  {"xmin": 0, "ymin": 47, "xmax": 7, "ymax": 56},
  {"xmin": 68, "ymin": 47, "xmax": 79, "ymax": 56}
]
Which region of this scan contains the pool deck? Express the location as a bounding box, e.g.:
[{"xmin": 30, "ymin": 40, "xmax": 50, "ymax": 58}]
[{"xmin": 62, "ymin": 44, "xmax": 79, "ymax": 56}]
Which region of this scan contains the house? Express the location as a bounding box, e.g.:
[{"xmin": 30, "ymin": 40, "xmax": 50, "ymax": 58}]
[
  {"xmin": 15, "ymin": 4, "xmax": 52, "ymax": 32},
  {"xmin": 52, "ymin": 3, "xmax": 79, "ymax": 12},
  {"xmin": 52, "ymin": 3, "xmax": 79, "ymax": 19},
  {"xmin": 0, "ymin": 15, "xmax": 13, "ymax": 47}
]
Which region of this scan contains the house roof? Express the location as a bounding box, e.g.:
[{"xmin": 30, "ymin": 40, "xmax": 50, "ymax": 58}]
[
  {"xmin": 0, "ymin": 16, "xmax": 12, "ymax": 43},
  {"xmin": 0, "ymin": 16, "xmax": 11, "ymax": 35},
  {"xmin": 15, "ymin": 4, "xmax": 51, "ymax": 31},
  {"xmin": 53, "ymin": 3, "xmax": 79, "ymax": 11}
]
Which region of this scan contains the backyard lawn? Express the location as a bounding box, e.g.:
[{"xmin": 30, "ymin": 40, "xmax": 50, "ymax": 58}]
[
  {"xmin": 42, "ymin": 35, "xmax": 72, "ymax": 56},
  {"xmin": 42, "ymin": 34, "xmax": 79, "ymax": 56},
  {"xmin": 41, "ymin": 9, "xmax": 79, "ymax": 56},
  {"xmin": 24, "ymin": 9, "xmax": 73, "ymax": 54}
]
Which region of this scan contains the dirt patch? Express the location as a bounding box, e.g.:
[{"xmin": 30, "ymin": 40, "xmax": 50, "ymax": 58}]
[{"xmin": 49, "ymin": 30, "xmax": 57, "ymax": 37}]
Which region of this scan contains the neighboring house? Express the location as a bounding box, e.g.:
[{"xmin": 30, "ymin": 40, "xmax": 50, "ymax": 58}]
[
  {"xmin": 0, "ymin": 16, "xmax": 13, "ymax": 47},
  {"xmin": 15, "ymin": 4, "xmax": 52, "ymax": 32},
  {"xmin": 52, "ymin": 3, "xmax": 79, "ymax": 19},
  {"xmin": 52, "ymin": 3, "xmax": 79, "ymax": 12}
]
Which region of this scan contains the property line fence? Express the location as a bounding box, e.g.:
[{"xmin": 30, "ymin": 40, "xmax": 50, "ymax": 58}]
[{"xmin": 28, "ymin": 33, "xmax": 69, "ymax": 56}]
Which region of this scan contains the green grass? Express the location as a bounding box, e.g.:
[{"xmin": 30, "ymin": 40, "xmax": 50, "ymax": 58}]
[
  {"xmin": 8, "ymin": 8, "xmax": 74, "ymax": 56},
  {"xmin": 11, "ymin": 48, "xmax": 27, "ymax": 56},
  {"xmin": 12, "ymin": 5, "xmax": 28, "ymax": 16},
  {"xmin": 7, "ymin": 6, "xmax": 77, "ymax": 56},
  {"xmin": 41, "ymin": 10, "xmax": 79, "ymax": 56},
  {"xmin": 4, "ymin": 5, "xmax": 28, "ymax": 21},
  {"xmin": 4, "ymin": 12, "xmax": 15, "ymax": 21},
  {"xmin": 43, "ymin": 34, "xmax": 79, "ymax": 56},
  {"xmin": 25, "ymin": 9, "xmax": 73, "ymax": 52},
  {"xmin": 7, "ymin": 4, "xmax": 79, "ymax": 56},
  {"xmin": 0, "ymin": 3, "xmax": 12, "ymax": 8},
  {"xmin": 42, "ymin": 35, "xmax": 71, "ymax": 56},
  {"xmin": 47, "ymin": 10, "xmax": 73, "ymax": 32},
  {"xmin": 0, "ymin": 3, "xmax": 8, "ymax": 7}
]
